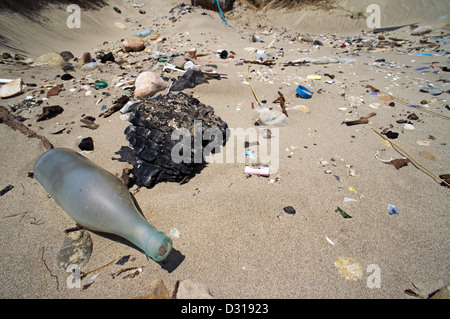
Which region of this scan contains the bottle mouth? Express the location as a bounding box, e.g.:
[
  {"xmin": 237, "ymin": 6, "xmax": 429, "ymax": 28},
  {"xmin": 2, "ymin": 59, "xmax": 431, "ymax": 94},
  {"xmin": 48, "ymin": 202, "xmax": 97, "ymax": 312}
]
[{"xmin": 146, "ymin": 233, "xmax": 173, "ymax": 261}]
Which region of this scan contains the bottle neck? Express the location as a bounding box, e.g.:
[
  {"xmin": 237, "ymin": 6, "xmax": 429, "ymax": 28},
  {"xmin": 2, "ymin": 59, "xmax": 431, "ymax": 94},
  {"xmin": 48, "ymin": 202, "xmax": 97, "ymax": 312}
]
[{"xmin": 140, "ymin": 228, "xmax": 173, "ymax": 261}]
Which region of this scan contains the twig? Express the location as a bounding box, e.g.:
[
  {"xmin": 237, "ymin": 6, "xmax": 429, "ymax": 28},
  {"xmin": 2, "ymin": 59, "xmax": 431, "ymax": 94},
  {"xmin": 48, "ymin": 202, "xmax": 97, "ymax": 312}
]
[
  {"xmin": 80, "ymin": 259, "xmax": 116, "ymax": 279},
  {"xmin": 363, "ymin": 83, "xmax": 450, "ymax": 120},
  {"xmin": 0, "ymin": 105, "xmax": 53, "ymax": 150},
  {"xmin": 273, "ymin": 91, "xmax": 288, "ymax": 117},
  {"xmin": 246, "ymin": 66, "xmax": 262, "ymax": 106},
  {"xmin": 372, "ymin": 128, "xmax": 450, "ymax": 187},
  {"xmin": 41, "ymin": 247, "xmax": 60, "ymax": 291},
  {"xmin": 110, "ymin": 266, "xmax": 143, "ymax": 279}
]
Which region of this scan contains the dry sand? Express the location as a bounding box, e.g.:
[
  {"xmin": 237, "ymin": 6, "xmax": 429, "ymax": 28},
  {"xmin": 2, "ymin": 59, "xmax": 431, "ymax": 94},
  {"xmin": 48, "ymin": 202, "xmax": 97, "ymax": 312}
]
[{"xmin": 0, "ymin": 0, "xmax": 449, "ymax": 299}]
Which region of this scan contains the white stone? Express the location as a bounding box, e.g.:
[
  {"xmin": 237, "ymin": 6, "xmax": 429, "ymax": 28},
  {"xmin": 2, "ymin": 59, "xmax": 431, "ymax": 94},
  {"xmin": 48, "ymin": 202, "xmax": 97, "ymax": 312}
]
[{"xmin": 134, "ymin": 71, "xmax": 169, "ymax": 99}]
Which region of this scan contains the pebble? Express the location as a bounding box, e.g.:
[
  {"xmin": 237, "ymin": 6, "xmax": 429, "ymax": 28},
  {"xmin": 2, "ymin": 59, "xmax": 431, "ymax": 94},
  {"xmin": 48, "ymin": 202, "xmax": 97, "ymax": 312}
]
[
  {"xmin": 417, "ymin": 140, "xmax": 431, "ymax": 146},
  {"xmin": 176, "ymin": 279, "xmax": 214, "ymax": 299},
  {"xmin": 134, "ymin": 71, "xmax": 169, "ymax": 99},
  {"xmin": 138, "ymin": 278, "xmax": 170, "ymax": 299},
  {"xmin": 33, "ymin": 52, "xmax": 68, "ymax": 67},
  {"xmin": 123, "ymin": 37, "xmax": 145, "ymax": 52},
  {"xmin": 114, "ymin": 22, "xmax": 127, "ymax": 30},
  {"xmin": 283, "ymin": 206, "xmax": 296, "ymax": 215},
  {"xmin": 77, "ymin": 52, "xmax": 91, "ymax": 68},
  {"xmin": 291, "ymin": 105, "xmax": 311, "ymax": 114},
  {"xmin": 78, "ymin": 137, "xmax": 94, "ymax": 151}
]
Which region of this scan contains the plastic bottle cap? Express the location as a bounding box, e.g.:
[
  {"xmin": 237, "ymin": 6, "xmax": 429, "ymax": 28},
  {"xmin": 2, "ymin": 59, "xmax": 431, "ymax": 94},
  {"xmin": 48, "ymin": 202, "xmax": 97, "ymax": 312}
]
[
  {"xmin": 96, "ymin": 81, "xmax": 108, "ymax": 89},
  {"xmin": 296, "ymin": 85, "xmax": 312, "ymax": 99}
]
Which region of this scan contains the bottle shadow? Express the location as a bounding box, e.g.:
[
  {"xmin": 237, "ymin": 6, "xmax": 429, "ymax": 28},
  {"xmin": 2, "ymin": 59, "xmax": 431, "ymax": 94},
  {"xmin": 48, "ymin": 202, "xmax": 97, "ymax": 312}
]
[{"xmin": 90, "ymin": 230, "xmax": 185, "ymax": 273}]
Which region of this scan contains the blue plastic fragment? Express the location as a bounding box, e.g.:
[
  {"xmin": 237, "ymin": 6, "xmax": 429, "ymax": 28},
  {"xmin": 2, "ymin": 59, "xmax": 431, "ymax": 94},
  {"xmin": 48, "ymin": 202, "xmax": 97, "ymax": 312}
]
[
  {"xmin": 387, "ymin": 204, "xmax": 399, "ymax": 215},
  {"xmin": 244, "ymin": 150, "xmax": 256, "ymax": 160}
]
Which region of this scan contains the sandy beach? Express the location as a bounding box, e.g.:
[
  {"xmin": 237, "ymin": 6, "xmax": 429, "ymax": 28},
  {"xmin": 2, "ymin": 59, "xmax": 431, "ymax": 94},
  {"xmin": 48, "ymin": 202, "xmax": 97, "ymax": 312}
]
[{"xmin": 0, "ymin": 0, "xmax": 449, "ymax": 300}]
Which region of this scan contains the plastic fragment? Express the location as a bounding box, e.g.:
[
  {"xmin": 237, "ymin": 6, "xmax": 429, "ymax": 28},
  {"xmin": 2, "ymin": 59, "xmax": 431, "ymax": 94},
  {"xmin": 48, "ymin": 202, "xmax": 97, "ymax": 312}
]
[
  {"xmin": 326, "ymin": 236, "xmax": 335, "ymax": 245},
  {"xmin": 388, "ymin": 204, "xmax": 399, "ymax": 215},
  {"xmin": 335, "ymin": 206, "xmax": 352, "ymax": 218}
]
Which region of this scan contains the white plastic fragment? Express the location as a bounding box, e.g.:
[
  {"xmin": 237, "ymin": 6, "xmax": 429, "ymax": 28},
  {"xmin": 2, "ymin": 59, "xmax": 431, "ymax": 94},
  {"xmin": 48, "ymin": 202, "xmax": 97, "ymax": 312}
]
[
  {"xmin": 326, "ymin": 236, "xmax": 335, "ymax": 245},
  {"xmin": 169, "ymin": 228, "xmax": 181, "ymax": 239},
  {"xmin": 244, "ymin": 166, "xmax": 269, "ymax": 176}
]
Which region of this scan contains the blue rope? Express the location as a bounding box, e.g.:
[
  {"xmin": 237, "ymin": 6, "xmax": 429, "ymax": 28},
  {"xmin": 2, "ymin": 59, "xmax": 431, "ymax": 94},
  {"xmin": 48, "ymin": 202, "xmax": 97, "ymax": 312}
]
[{"xmin": 213, "ymin": 0, "xmax": 228, "ymax": 25}]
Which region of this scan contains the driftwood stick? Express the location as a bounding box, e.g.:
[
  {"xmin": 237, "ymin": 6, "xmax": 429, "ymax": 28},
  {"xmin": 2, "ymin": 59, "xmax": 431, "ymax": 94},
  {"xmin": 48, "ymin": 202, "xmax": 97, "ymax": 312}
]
[{"xmin": 0, "ymin": 105, "xmax": 53, "ymax": 150}]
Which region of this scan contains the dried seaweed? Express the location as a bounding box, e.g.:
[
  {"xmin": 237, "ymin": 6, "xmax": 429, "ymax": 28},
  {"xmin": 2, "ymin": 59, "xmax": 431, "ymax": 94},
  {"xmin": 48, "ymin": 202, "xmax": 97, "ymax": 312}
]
[{"xmin": 386, "ymin": 158, "xmax": 410, "ymax": 170}]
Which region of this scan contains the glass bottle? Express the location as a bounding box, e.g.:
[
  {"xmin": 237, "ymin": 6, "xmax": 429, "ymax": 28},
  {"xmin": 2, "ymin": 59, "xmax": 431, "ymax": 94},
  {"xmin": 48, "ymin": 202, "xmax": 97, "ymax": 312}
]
[{"xmin": 34, "ymin": 148, "xmax": 172, "ymax": 261}]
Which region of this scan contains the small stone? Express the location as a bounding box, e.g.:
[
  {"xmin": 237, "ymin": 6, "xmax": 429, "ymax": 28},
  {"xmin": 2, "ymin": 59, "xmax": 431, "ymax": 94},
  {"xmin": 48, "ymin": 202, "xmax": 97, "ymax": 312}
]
[
  {"xmin": 384, "ymin": 131, "xmax": 399, "ymax": 139},
  {"xmin": 77, "ymin": 52, "xmax": 91, "ymax": 68},
  {"xmin": 292, "ymin": 105, "xmax": 311, "ymax": 114},
  {"xmin": 140, "ymin": 278, "xmax": 170, "ymax": 299},
  {"xmin": 123, "ymin": 37, "xmax": 145, "ymax": 52},
  {"xmin": 78, "ymin": 137, "xmax": 94, "ymax": 151},
  {"xmin": 417, "ymin": 140, "xmax": 431, "ymax": 146},
  {"xmin": 283, "ymin": 206, "xmax": 296, "ymax": 215},
  {"xmin": 134, "ymin": 71, "xmax": 169, "ymax": 99},
  {"xmin": 148, "ymin": 32, "xmax": 160, "ymax": 41},
  {"xmin": 114, "ymin": 22, "xmax": 127, "ymax": 30},
  {"xmin": 60, "ymin": 51, "xmax": 74, "ymax": 62},
  {"xmin": 33, "ymin": 52, "xmax": 68, "ymax": 67},
  {"xmin": 410, "ymin": 25, "xmax": 433, "ymax": 36},
  {"xmin": 61, "ymin": 74, "xmax": 74, "ymax": 81},
  {"xmin": 301, "ymin": 36, "xmax": 314, "ymax": 43},
  {"xmin": 176, "ymin": 279, "xmax": 214, "ymax": 299},
  {"xmin": 420, "ymin": 87, "xmax": 444, "ymax": 96}
]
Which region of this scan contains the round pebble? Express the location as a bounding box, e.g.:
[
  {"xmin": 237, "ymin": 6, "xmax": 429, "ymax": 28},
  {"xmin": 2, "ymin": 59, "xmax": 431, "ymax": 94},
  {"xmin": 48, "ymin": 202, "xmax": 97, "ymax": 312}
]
[{"xmin": 283, "ymin": 206, "xmax": 296, "ymax": 215}]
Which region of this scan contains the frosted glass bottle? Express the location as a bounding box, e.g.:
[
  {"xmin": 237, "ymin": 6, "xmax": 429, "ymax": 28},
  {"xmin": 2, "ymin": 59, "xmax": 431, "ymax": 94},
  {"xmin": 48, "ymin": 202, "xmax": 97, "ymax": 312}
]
[{"xmin": 34, "ymin": 148, "xmax": 172, "ymax": 261}]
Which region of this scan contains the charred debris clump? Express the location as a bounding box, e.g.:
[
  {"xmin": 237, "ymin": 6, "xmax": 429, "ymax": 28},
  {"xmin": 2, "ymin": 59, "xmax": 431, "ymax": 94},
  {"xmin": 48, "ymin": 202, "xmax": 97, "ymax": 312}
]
[{"xmin": 115, "ymin": 92, "xmax": 229, "ymax": 189}]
